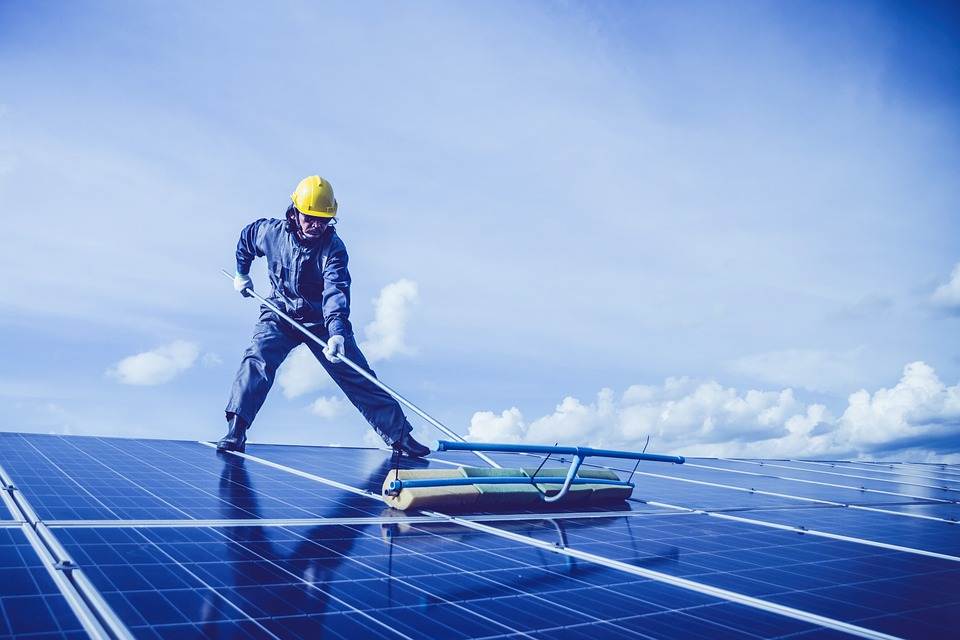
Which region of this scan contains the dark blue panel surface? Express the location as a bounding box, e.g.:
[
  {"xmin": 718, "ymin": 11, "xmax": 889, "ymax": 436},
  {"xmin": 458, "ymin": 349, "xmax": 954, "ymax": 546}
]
[
  {"xmin": 728, "ymin": 505, "xmax": 960, "ymax": 557},
  {"xmin": 0, "ymin": 434, "xmax": 411, "ymax": 520},
  {"xmin": 0, "ymin": 527, "xmax": 84, "ymax": 639},
  {"xmin": 588, "ymin": 455, "xmax": 949, "ymax": 508},
  {"xmin": 791, "ymin": 461, "xmax": 960, "ymax": 493},
  {"xmin": 892, "ymin": 462, "xmax": 960, "ymax": 480},
  {"xmin": 694, "ymin": 458, "xmax": 960, "ymax": 503},
  {"xmin": 0, "ymin": 433, "xmax": 116, "ymax": 520},
  {"xmin": 878, "ymin": 502, "xmax": 960, "ymax": 520},
  {"xmin": 55, "ymin": 524, "xmax": 825, "ymax": 639},
  {"xmin": 749, "ymin": 459, "xmax": 960, "ymax": 492},
  {"xmin": 247, "ymin": 443, "xmax": 493, "ymax": 496},
  {"xmin": 489, "ymin": 514, "xmax": 960, "ymax": 639}
]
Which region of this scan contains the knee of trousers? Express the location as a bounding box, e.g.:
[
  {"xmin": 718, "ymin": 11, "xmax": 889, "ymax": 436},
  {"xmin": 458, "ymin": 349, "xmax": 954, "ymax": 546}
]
[{"xmin": 240, "ymin": 343, "xmax": 283, "ymax": 378}]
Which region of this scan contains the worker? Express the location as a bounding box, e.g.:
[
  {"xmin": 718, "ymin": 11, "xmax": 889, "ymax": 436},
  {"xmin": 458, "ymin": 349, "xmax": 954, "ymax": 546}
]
[{"xmin": 218, "ymin": 175, "xmax": 430, "ymax": 458}]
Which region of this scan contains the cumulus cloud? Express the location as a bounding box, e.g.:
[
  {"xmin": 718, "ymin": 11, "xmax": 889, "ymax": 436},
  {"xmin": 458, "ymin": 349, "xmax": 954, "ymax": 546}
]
[
  {"xmin": 310, "ymin": 395, "xmax": 347, "ymax": 419},
  {"xmin": 275, "ymin": 279, "xmax": 418, "ymax": 398},
  {"xmin": 932, "ymin": 263, "xmax": 960, "ymax": 311},
  {"xmin": 729, "ymin": 347, "xmax": 866, "ymax": 393},
  {"xmin": 277, "ymin": 345, "xmax": 329, "ymax": 398},
  {"xmin": 467, "ymin": 362, "xmax": 960, "ymax": 461},
  {"xmin": 468, "ymin": 408, "xmax": 527, "ymax": 443},
  {"xmin": 107, "ymin": 340, "xmax": 199, "ymax": 385},
  {"xmin": 835, "ymin": 362, "xmax": 960, "ymax": 453},
  {"xmin": 360, "ymin": 279, "xmax": 418, "ymax": 362}
]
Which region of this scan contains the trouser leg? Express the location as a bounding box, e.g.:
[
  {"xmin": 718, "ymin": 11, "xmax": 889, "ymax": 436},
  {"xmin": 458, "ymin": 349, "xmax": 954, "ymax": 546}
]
[
  {"xmin": 305, "ymin": 333, "xmax": 413, "ymax": 445},
  {"xmin": 225, "ymin": 315, "xmax": 300, "ymax": 426}
]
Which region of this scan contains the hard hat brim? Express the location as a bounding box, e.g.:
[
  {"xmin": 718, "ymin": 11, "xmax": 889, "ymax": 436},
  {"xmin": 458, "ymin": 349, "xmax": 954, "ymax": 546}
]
[{"xmin": 292, "ymin": 202, "xmax": 337, "ymax": 218}]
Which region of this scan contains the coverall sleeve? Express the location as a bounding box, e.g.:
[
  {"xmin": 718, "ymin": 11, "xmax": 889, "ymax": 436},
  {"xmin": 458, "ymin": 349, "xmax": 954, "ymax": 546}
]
[
  {"xmin": 235, "ymin": 218, "xmax": 270, "ymax": 275},
  {"xmin": 322, "ymin": 237, "xmax": 353, "ymax": 337}
]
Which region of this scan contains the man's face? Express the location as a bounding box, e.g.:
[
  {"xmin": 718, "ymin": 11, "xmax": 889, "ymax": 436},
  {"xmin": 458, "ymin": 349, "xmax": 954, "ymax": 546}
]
[{"xmin": 297, "ymin": 211, "xmax": 330, "ymax": 239}]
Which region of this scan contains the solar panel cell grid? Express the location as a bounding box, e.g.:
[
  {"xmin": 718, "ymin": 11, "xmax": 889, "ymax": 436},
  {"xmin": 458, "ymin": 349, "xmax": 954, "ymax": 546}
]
[
  {"xmin": 53, "ymin": 523, "xmax": 831, "ymax": 639},
  {"xmin": 0, "ymin": 434, "xmax": 411, "ymax": 521},
  {"xmin": 698, "ymin": 459, "xmax": 960, "ymax": 498},
  {"xmin": 484, "ymin": 514, "xmax": 960, "ymax": 638},
  {"xmin": 589, "ymin": 455, "xmax": 955, "ymax": 507},
  {"xmin": 729, "ymin": 506, "xmax": 960, "ymax": 557},
  {"xmin": 0, "ymin": 527, "xmax": 85, "ymax": 639},
  {"xmin": 3, "ymin": 433, "xmax": 958, "ymax": 638}
]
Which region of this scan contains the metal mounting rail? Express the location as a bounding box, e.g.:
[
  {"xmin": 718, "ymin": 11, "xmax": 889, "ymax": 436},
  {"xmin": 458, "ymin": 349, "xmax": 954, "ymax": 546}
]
[{"xmin": 220, "ymin": 269, "xmax": 500, "ymax": 469}]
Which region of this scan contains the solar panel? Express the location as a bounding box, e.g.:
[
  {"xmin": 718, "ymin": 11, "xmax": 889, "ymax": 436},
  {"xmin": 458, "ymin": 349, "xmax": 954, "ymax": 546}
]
[
  {"xmin": 53, "ymin": 523, "xmax": 798, "ymax": 638},
  {"xmin": 1, "ymin": 431, "xmax": 957, "ymax": 639},
  {"xmin": 0, "ymin": 433, "xmax": 421, "ymax": 521},
  {"xmin": 478, "ymin": 514, "xmax": 959, "ymax": 638},
  {"xmin": 0, "ymin": 527, "xmax": 86, "ymax": 638}
]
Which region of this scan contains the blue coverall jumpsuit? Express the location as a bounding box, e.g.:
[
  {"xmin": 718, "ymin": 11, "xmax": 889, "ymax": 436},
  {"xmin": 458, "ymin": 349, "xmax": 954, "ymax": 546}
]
[{"xmin": 224, "ymin": 218, "xmax": 413, "ymax": 445}]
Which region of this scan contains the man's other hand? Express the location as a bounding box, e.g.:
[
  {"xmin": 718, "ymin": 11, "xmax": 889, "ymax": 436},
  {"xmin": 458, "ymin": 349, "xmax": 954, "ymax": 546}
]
[
  {"xmin": 324, "ymin": 335, "xmax": 345, "ymax": 363},
  {"xmin": 234, "ymin": 273, "xmax": 254, "ymax": 297}
]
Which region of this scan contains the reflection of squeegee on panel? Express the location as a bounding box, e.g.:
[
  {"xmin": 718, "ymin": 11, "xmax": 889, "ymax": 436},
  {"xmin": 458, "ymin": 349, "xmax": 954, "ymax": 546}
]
[{"xmin": 383, "ymin": 441, "xmax": 685, "ymax": 511}]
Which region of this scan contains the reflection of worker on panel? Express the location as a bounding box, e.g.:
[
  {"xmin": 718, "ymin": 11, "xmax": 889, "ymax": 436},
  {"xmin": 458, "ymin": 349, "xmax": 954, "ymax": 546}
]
[
  {"xmin": 214, "ymin": 455, "xmax": 398, "ymax": 633},
  {"xmin": 219, "ymin": 175, "xmax": 429, "ymax": 459}
]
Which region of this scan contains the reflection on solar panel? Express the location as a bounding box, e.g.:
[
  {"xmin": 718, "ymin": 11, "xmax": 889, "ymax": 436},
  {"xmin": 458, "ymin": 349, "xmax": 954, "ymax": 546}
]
[{"xmin": 1, "ymin": 432, "xmax": 957, "ymax": 639}]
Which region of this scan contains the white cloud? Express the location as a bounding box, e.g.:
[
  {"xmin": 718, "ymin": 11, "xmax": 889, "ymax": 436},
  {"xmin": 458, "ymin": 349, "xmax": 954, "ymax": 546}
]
[
  {"xmin": 468, "ymin": 407, "xmax": 527, "ymax": 443},
  {"xmin": 106, "ymin": 340, "xmax": 199, "ymax": 385},
  {"xmin": 468, "ymin": 361, "xmax": 960, "ymax": 461},
  {"xmin": 277, "ymin": 345, "xmax": 329, "ymax": 398},
  {"xmin": 276, "ymin": 279, "xmax": 418, "ymax": 399},
  {"xmin": 310, "ymin": 395, "xmax": 347, "ymax": 419},
  {"xmin": 932, "ymin": 263, "xmax": 960, "ymax": 311},
  {"xmin": 201, "ymin": 352, "xmax": 223, "ymax": 367},
  {"xmin": 360, "ymin": 279, "xmax": 418, "ymax": 363},
  {"xmin": 834, "ymin": 362, "xmax": 960, "ymax": 453},
  {"xmin": 729, "ymin": 347, "xmax": 866, "ymax": 393}
]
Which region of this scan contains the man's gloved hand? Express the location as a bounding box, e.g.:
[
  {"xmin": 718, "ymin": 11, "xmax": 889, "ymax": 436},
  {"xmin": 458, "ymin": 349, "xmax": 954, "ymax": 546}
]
[
  {"xmin": 323, "ymin": 335, "xmax": 345, "ymax": 363},
  {"xmin": 234, "ymin": 272, "xmax": 253, "ymax": 297}
]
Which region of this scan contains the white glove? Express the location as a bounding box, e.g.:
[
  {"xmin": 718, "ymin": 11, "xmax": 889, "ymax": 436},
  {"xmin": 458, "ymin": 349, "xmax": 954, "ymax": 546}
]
[
  {"xmin": 234, "ymin": 272, "xmax": 253, "ymax": 297},
  {"xmin": 323, "ymin": 335, "xmax": 345, "ymax": 363}
]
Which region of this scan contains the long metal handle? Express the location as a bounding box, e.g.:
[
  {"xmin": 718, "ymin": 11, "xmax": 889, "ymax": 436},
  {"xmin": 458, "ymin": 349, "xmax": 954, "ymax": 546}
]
[
  {"xmin": 438, "ymin": 440, "xmax": 685, "ymax": 465},
  {"xmin": 220, "ymin": 269, "xmax": 500, "ymax": 469}
]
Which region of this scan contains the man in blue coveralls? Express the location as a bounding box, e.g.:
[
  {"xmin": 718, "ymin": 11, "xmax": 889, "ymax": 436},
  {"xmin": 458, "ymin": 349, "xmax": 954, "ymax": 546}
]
[{"xmin": 218, "ymin": 175, "xmax": 430, "ymax": 458}]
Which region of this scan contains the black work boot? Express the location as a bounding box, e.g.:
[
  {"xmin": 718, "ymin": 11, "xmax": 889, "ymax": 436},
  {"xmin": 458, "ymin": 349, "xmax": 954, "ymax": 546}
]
[
  {"xmin": 392, "ymin": 433, "xmax": 430, "ymax": 458},
  {"xmin": 217, "ymin": 413, "xmax": 248, "ymax": 453}
]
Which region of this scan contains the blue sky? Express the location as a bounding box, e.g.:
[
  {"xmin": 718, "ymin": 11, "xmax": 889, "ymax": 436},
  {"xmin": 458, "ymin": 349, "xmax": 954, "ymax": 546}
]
[{"xmin": 1, "ymin": 1, "xmax": 958, "ymax": 460}]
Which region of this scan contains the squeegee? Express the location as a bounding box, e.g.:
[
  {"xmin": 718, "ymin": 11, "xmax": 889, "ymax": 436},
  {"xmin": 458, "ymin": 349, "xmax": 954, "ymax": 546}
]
[{"xmin": 383, "ymin": 441, "xmax": 685, "ymax": 510}]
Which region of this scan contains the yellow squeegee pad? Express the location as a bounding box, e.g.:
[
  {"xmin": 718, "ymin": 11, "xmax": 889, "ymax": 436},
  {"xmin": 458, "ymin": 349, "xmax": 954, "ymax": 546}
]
[{"xmin": 382, "ymin": 467, "xmax": 632, "ymax": 511}]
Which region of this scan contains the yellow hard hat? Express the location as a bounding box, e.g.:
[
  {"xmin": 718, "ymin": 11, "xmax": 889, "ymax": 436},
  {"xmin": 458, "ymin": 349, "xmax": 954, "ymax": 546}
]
[{"xmin": 291, "ymin": 175, "xmax": 338, "ymax": 218}]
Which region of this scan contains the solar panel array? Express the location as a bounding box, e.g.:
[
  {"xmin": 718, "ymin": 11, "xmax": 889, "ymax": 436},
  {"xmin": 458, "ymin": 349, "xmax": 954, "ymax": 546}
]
[{"xmin": 0, "ymin": 431, "xmax": 957, "ymax": 639}]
